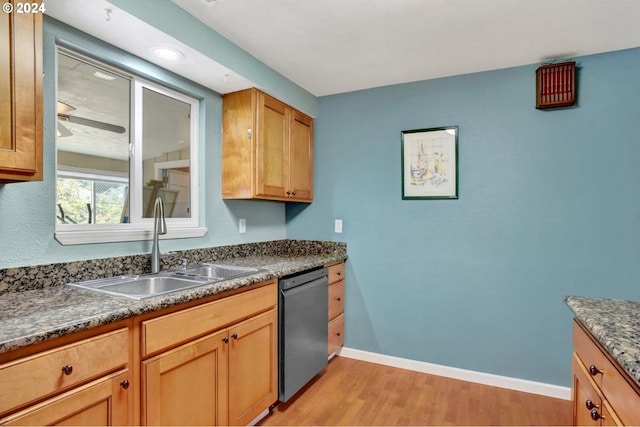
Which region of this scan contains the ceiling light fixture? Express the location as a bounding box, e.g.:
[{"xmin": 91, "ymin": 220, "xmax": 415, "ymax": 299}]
[
  {"xmin": 93, "ymin": 70, "xmax": 116, "ymax": 81},
  {"xmin": 150, "ymin": 46, "xmax": 185, "ymax": 62}
]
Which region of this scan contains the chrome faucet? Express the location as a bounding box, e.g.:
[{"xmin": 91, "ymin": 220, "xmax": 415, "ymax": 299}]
[{"xmin": 151, "ymin": 197, "xmax": 167, "ymax": 274}]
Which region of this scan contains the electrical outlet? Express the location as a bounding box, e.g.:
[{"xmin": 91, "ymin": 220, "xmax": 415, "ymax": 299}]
[
  {"xmin": 239, "ymin": 218, "xmax": 246, "ymax": 233},
  {"xmin": 335, "ymin": 219, "xmax": 343, "ymax": 233}
]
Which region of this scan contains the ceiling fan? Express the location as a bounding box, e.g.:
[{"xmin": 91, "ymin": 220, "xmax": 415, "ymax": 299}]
[{"xmin": 56, "ymin": 101, "xmax": 126, "ymax": 137}]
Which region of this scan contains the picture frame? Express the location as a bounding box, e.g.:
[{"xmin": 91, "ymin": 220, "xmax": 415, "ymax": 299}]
[{"xmin": 401, "ymin": 126, "xmax": 458, "ymax": 199}]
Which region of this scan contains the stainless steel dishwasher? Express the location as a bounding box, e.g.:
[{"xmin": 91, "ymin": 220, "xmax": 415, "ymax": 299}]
[{"xmin": 278, "ymin": 267, "xmax": 328, "ymax": 402}]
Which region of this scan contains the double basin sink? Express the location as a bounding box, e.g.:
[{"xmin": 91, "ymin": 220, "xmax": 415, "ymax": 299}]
[{"xmin": 66, "ymin": 263, "xmax": 263, "ymax": 300}]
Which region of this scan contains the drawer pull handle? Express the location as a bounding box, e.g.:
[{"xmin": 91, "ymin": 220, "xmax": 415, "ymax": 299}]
[
  {"xmin": 585, "ymin": 400, "xmax": 598, "ymax": 410},
  {"xmin": 120, "ymin": 380, "xmax": 130, "ymax": 390},
  {"xmin": 231, "ymin": 333, "xmax": 238, "ymax": 340},
  {"xmin": 62, "ymin": 365, "xmax": 73, "ymax": 375},
  {"xmin": 222, "ymin": 336, "xmax": 229, "ymax": 343},
  {"xmin": 588, "ymin": 365, "xmax": 602, "ymax": 376},
  {"xmin": 590, "ymin": 409, "xmax": 603, "ymax": 421}
]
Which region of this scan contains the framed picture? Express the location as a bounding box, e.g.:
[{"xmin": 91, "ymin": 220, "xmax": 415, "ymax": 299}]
[{"xmin": 401, "ymin": 126, "xmax": 458, "ymax": 199}]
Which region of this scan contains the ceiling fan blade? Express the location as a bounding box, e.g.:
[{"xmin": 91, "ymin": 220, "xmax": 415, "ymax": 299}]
[
  {"xmin": 58, "ymin": 114, "xmax": 127, "ymax": 134},
  {"xmin": 57, "ymin": 101, "xmax": 76, "ymax": 114},
  {"xmin": 57, "ymin": 122, "xmax": 73, "ymax": 137}
]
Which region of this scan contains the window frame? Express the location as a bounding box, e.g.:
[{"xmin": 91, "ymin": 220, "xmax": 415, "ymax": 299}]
[{"xmin": 54, "ymin": 47, "xmax": 206, "ymax": 245}]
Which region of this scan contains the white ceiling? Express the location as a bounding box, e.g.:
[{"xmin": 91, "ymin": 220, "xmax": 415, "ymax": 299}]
[
  {"xmin": 45, "ymin": 0, "xmax": 254, "ymax": 96},
  {"xmin": 47, "ymin": 0, "xmax": 640, "ymax": 98},
  {"xmin": 171, "ymin": 0, "xmax": 640, "ymax": 96}
]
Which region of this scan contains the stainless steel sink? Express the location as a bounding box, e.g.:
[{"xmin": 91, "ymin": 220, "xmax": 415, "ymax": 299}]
[
  {"xmin": 170, "ymin": 263, "xmax": 261, "ymax": 280},
  {"xmin": 66, "ymin": 263, "xmax": 263, "ymax": 300},
  {"xmin": 66, "ymin": 275, "xmax": 209, "ymax": 300}
]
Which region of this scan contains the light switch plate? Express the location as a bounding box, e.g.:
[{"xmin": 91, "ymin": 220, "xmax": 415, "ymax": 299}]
[
  {"xmin": 335, "ymin": 219, "xmax": 343, "ymax": 233},
  {"xmin": 239, "ymin": 218, "xmax": 246, "ymax": 233}
]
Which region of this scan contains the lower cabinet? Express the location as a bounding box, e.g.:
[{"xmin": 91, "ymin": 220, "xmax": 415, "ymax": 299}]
[
  {"xmin": 0, "ymin": 326, "xmax": 131, "ymax": 426},
  {"xmin": 327, "ymin": 262, "xmax": 345, "ymax": 357},
  {"xmin": 142, "ymin": 331, "xmax": 228, "ymax": 426},
  {"xmin": 228, "ymin": 309, "xmax": 278, "ymax": 426},
  {"xmin": 140, "ymin": 282, "xmax": 278, "ymax": 426},
  {"xmin": 572, "ymin": 319, "xmax": 639, "ymax": 425},
  {"xmin": 2, "ymin": 370, "xmax": 129, "ymax": 426},
  {"xmin": 1, "ymin": 279, "xmax": 281, "ymax": 426}
]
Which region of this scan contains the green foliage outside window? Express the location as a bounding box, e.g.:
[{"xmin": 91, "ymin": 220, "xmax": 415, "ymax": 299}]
[{"xmin": 56, "ymin": 177, "xmax": 127, "ymax": 224}]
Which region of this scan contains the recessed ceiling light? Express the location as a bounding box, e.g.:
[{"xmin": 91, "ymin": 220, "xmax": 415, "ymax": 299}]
[
  {"xmin": 150, "ymin": 46, "xmax": 184, "ymax": 62},
  {"xmin": 93, "ymin": 70, "xmax": 116, "ymax": 81}
]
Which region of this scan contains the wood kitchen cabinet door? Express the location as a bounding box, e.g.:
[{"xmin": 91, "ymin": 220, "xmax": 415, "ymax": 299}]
[
  {"xmin": 0, "ymin": 3, "xmax": 43, "ymax": 183},
  {"xmin": 142, "ymin": 330, "xmax": 229, "ymax": 426},
  {"xmin": 288, "ymin": 109, "xmax": 313, "ymax": 201},
  {"xmin": 255, "ymin": 93, "xmax": 288, "ymax": 200},
  {"xmin": 228, "ymin": 308, "xmax": 278, "ymax": 426}
]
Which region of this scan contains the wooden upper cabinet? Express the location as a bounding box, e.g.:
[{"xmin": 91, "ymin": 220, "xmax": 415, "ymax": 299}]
[
  {"xmin": 0, "ymin": 3, "xmax": 43, "ymax": 183},
  {"xmin": 289, "ymin": 109, "xmax": 313, "ymax": 201},
  {"xmin": 222, "ymin": 88, "xmax": 313, "ymax": 202},
  {"xmin": 255, "ymin": 92, "xmax": 288, "ymax": 199}
]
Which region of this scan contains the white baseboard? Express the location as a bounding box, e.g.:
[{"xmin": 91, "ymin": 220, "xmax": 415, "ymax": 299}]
[{"xmin": 337, "ymin": 347, "xmax": 571, "ymax": 401}]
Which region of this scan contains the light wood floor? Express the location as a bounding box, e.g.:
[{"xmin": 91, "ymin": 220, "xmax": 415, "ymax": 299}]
[{"xmin": 259, "ymin": 356, "xmax": 572, "ymax": 426}]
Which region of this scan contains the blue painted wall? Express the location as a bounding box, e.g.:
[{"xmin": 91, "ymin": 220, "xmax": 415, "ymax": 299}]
[
  {"xmin": 0, "ymin": 18, "xmax": 287, "ymax": 269},
  {"xmin": 286, "ymin": 47, "xmax": 640, "ymax": 387}
]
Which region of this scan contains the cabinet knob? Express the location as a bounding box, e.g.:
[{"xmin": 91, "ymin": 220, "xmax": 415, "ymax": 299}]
[
  {"xmin": 590, "ymin": 409, "xmax": 603, "ymax": 421},
  {"xmin": 222, "ymin": 336, "xmax": 229, "ymax": 343},
  {"xmin": 120, "ymin": 380, "xmax": 130, "ymax": 390},
  {"xmin": 337, "ymin": 272, "xmax": 342, "ymax": 276},
  {"xmin": 336, "ymin": 332, "xmax": 341, "ymax": 336},
  {"xmin": 585, "ymin": 400, "xmax": 598, "ymax": 410},
  {"xmin": 336, "ymin": 297, "xmax": 342, "ymax": 301},
  {"xmin": 588, "ymin": 365, "xmax": 602, "ymax": 376},
  {"xmin": 231, "ymin": 333, "xmax": 238, "ymax": 340},
  {"xmin": 62, "ymin": 365, "xmax": 73, "ymax": 375}
]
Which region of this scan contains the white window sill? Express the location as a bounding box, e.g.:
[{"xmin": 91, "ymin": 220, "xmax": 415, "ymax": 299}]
[{"xmin": 55, "ymin": 226, "xmax": 208, "ymax": 245}]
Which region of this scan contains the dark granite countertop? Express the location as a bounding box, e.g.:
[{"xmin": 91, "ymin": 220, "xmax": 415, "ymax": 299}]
[
  {"xmin": 564, "ymin": 295, "xmax": 640, "ymax": 388},
  {"xmin": 0, "ymin": 251, "xmax": 346, "ymax": 355}
]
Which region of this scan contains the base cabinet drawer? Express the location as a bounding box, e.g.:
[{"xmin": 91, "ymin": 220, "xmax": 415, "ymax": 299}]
[
  {"xmin": 0, "ymin": 328, "xmax": 129, "ymax": 416},
  {"xmin": 328, "ymin": 314, "xmax": 344, "ymax": 356},
  {"xmin": 327, "ymin": 263, "xmax": 344, "ymax": 285},
  {"xmin": 328, "ymin": 281, "xmax": 344, "ymax": 320},
  {"xmin": 1, "ymin": 370, "xmax": 130, "ymax": 426}
]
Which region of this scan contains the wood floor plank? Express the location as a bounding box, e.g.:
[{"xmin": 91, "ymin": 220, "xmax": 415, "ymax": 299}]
[{"xmin": 260, "ymin": 356, "xmax": 572, "ymax": 426}]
